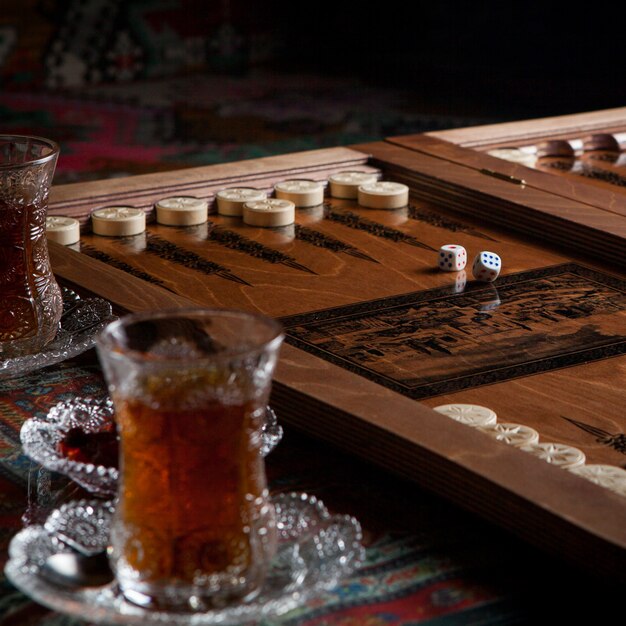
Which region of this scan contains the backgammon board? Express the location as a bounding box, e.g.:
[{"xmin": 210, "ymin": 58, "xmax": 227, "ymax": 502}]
[{"xmin": 46, "ymin": 108, "xmax": 626, "ymax": 584}]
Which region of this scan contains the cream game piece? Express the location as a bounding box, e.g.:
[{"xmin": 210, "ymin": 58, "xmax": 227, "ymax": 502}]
[
  {"xmin": 569, "ymin": 464, "xmax": 626, "ymax": 497},
  {"xmin": 216, "ymin": 188, "xmax": 267, "ymax": 216},
  {"xmin": 358, "ymin": 181, "xmax": 409, "ymax": 209},
  {"xmin": 328, "ymin": 171, "xmax": 379, "ymax": 199},
  {"xmin": 477, "ymin": 422, "xmax": 540, "ymax": 447},
  {"xmin": 91, "ymin": 207, "xmax": 146, "ymax": 237},
  {"xmin": 274, "ymin": 180, "xmax": 324, "ymax": 207},
  {"xmin": 46, "ymin": 216, "xmax": 80, "ymax": 245},
  {"xmin": 243, "ymin": 199, "xmax": 295, "ymax": 227},
  {"xmin": 155, "ymin": 196, "xmax": 208, "ymax": 226},
  {"xmin": 520, "ymin": 442, "xmax": 586, "ymax": 468},
  {"xmin": 432, "ymin": 403, "xmax": 497, "ymax": 427}
]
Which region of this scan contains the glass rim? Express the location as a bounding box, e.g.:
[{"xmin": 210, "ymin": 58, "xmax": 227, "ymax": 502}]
[
  {"xmin": 96, "ymin": 307, "xmax": 285, "ymax": 363},
  {"xmin": 0, "ymin": 134, "xmax": 60, "ymax": 170}
]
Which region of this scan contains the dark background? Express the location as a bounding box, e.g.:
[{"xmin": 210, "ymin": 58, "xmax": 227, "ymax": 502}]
[
  {"xmin": 269, "ymin": 3, "xmax": 625, "ymax": 120},
  {"xmin": 3, "ymin": 2, "xmax": 624, "ymax": 120}
]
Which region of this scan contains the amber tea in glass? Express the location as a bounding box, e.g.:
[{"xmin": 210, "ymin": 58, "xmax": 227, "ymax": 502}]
[
  {"xmin": 97, "ymin": 308, "xmax": 284, "ymax": 611},
  {"xmin": 0, "ymin": 135, "xmax": 63, "ymax": 357}
]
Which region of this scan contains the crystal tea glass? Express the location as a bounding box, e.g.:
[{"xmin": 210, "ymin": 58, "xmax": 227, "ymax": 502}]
[
  {"xmin": 96, "ymin": 308, "xmax": 284, "ymax": 610},
  {"xmin": 0, "ymin": 135, "xmax": 63, "ymax": 357}
]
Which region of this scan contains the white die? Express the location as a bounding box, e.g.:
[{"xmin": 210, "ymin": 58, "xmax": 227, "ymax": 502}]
[
  {"xmin": 472, "ymin": 251, "xmax": 501, "ymax": 282},
  {"xmin": 438, "ymin": 244, "xmax": 467, "ymax": 271}
]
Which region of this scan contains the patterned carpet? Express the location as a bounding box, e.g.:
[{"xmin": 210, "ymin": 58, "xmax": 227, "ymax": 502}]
[{"xmin": 0, "ymin": 71, "xmax": 489, "ymax": 185}]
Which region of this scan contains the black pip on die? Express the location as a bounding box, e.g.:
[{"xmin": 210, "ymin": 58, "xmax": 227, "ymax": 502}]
[
  {"xmin": 472, "ymin": 251, "xmax": 501, "ymax": 282},
  {"xmin": 438, "ymin": 245, "xmax": 467, "ymax": 271}
]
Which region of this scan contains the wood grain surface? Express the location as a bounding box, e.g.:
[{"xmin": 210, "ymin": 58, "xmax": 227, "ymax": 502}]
[
  {"xmin": 44, "ymin": 118, "xmax": 626, "ymax": 583},
  {"xmin": 388, "ymin": 133, "xmax": 626, "ymax": 220},
  {"xmin": 353, "ymin": 139, "xmax": 626, "ymax": 270},
  {"xmin": 426, "ymin": 106, "xmax": 626, "ymax": 148}
]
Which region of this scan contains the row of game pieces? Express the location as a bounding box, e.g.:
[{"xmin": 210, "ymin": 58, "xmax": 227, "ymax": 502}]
[
  {"xmin": 438, "ymin": 244, "xmax": 501, "ymax": 283},
  {"xmin": 488, "ymin": 133, "xmax": 626, "ymax": 168},
  {"xmin": 433, "ymin": 403, "xmax": 626, "ymax": 497},
  {"xmin": 45, "ymin": 172, "xmax": 409, "ymax": 244}
]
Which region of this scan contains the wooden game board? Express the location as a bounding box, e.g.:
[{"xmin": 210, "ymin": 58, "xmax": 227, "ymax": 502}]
[
  {"xmin": 384, "ymin": 107, "xmax": 626, "ymax": 268},
  {"xmin": 46, "ymin": 109, "xmax": 626, "ymax": 584}
]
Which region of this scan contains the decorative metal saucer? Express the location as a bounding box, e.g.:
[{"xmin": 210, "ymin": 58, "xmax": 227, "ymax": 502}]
[
  {"xmin": 0, "ymin": 288, "xmax": 116, "ymax": 379},
  {"xmin": 5, "ymin": 493, "xmax": 364, "ymax": 625},
  {"xmin": 20, "ymin": 396, "xmax": 284, "ymax": 497}
]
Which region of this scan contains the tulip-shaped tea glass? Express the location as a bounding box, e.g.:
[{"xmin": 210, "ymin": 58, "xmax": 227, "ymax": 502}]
[
  {"xmin": 96, "ymin": 308, "xmax": 284, "ymax": 611},
  {"xmin": 0, "ymin": 135, "xmax": 63, "ymax": 357}
]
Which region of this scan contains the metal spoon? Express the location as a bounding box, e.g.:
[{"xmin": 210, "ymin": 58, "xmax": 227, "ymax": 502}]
[{"xmin": 41, "ymin": 550, "xmax": 114, "ymax": 587}]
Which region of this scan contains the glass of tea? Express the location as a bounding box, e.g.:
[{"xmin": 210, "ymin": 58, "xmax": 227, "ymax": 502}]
[
  {"xmin": 0, "ymin": 135, "xmax": 63, "ymax": 357},
  {"xmin": 96, "ymin": 308, "xmax": 284, "ymax": 611}
]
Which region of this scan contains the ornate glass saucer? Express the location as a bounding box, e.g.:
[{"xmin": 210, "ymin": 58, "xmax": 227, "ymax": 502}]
[
  {"xmin": 0, "ymin": 288, "xmax": 116, "ymax": 379},
  {"xmin": 20, "ymin": 396, "xmax": 284, "ymax": 497},
  {"xmin": 5, "ymin": 493, "xmax": 364, "ymax": 625}
]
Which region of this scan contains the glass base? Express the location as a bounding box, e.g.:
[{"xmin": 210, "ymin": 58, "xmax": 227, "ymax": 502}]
[
  {"xmin": 5, "ymin": 493, "xmax": 364, "ymax": 625},
  {"xmin": 0, "ymin": 288, "xmax": 116, "ymax": 379},
  {"xmin": 120, "ymin": 578, "xmax": 263, "ymax": 612},
  {"xmin": 0, "ymin": 324, "xmax": 59, "ymax": 358},
  {"xmin": 111, "ymin": 510, "xmax": 276, "ymax": 612}
]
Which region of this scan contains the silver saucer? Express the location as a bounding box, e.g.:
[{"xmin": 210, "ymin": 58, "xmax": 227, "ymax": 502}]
[
  {"xmin": 21, "ymin": 396, "xmax": 284, "ymax": 497},
  {"xmin": 6, "ymin": 493, "xmax": 364, "ymax": 625},
  {"xmin": 0, "ymin": 288, "xmax": 116, "ymax": 379}
]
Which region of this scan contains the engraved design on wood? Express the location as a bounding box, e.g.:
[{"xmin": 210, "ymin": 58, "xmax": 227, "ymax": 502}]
[
  {"xmin": 540, "ymin": 159, "xmax": 626, "ymax": 188},
  {"xmin": 207, "ymin": 225, "xmax": 316, "ymax": 274},
  {"xmin": 585, "ymin": 152, "xmax": 621, "ymax": 163},
  {"xmin": 294, "ymin": 225, "xmax": 378, "ymax": 263},
  {"xmin": 407, "ymin": 205, "xmax": 498, "ymax": 242},
  {"xmin": 281, "ymin": 264, "xmax": 626, "ymax": 399},
  {"xmin": 81, "ymin": 245, "xmax": 175, "ymax": 292},
  {"xmin": 576, "ymin": 163, "xmax": 626, "ymax": 188},
  {"xmin": 323, "ymin": 205, "xmax": 436, "ymax": 251},
  {"xmin": 145, "ymin": 234, "xmax": 251, "ymax": 286},
  {"xmin": 562, "ymin": 415, "xmax": 626, "ymax": 458}
]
